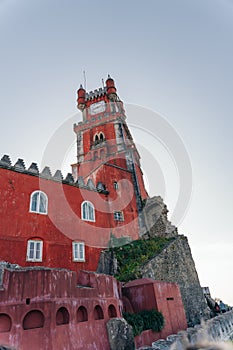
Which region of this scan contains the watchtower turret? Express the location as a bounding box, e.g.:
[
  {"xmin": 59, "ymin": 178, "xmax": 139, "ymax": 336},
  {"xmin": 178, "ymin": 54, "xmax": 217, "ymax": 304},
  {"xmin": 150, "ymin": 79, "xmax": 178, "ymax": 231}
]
[{"xmin": 77, "ymin": 84, "xmax": 86, "ymax": 111}]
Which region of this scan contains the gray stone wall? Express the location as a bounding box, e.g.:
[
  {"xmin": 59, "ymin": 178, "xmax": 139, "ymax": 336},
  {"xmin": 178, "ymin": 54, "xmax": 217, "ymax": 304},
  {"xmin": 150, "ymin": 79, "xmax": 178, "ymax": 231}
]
[
  {"xmin": 98, "ymin": 197, "xmax": 211, "ymax": 329},
  {"xmin": 97, "ymin": 249, "xmax": 118, "ymax": 275},
  {"xmin": 141, "ymin": 235, "xmax": 210, "ymax": 326},
  {"xmin": 142, "ymin": 196, "xmax": 178, "ymax": 238}
]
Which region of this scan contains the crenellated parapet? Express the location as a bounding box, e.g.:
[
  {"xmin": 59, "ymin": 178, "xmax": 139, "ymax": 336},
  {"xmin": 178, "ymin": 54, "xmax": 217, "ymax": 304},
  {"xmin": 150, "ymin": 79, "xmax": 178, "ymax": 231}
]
[
  {"xmin": 85, "ymin": 87, "xmax": 107, "ymax": 101},
  {"xmin": 0, "ymin": 154, "xmax": 109, "ymax": 194},
  {"xmin": 76, "ymin": 75, "xmax": 125, "ymax": 125}
]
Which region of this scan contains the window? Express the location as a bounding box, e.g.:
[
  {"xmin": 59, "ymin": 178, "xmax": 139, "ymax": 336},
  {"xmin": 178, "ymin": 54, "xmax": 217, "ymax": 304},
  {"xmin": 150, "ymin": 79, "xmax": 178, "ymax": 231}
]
[
  {"xmin": 30, "ymin": 191, "xmax": 48, "ymax": 214},
  {"xmin": 114, "ymin": 211, "xmax": 124, "ymax": 222},
  {"xmin": 81, "ymin": 201, "xmax": 95, "ymax": 222},
  {"xmin": 93, "ymin": 132, "xmax": 105, "ymax": 145},
  {"xmin": 113, "ymin": 181, "xmax": 118, "ymax": 190},
  {"xmin": 72, "ymin": 242, "xmax": 85, "ymax": 262},
  {"xmin": 108, "ymin": 304, "xmax": 117, "ymax": 318},
  {"xmin": 77, "ymin": 306, "xmax": 88, "ymax": 322},
  {"xmin": 23, "ymin": 310, "xmax": 44, "ymax": 330},
  {"xmin": 94, "ymin": 305, "xmax": 104, "ymax": 320},
  {"xmin": 26, "ymin": 240, "xmax": 43, "ymax": 262},
  {"xmin": 99, "ymin": 132, "xmax": 104, "ymax": 142},
  {"xmin": 0, "ymin": 314, "xmax": 12, "ymax": 333},
  {"xmin": 56, "ymin": 307, "xmax": 69, "ymax": 326},
  {"xmin": 94, "ymin": 134, "xmax": 99, "ymax": 144}
]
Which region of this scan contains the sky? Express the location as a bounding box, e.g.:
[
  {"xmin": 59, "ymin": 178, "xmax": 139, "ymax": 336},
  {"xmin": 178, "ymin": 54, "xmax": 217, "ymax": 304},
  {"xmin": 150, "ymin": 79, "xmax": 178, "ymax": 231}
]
[{"xmin": 0, "ymin": 0, "xmax": 233, "ymax": 305}]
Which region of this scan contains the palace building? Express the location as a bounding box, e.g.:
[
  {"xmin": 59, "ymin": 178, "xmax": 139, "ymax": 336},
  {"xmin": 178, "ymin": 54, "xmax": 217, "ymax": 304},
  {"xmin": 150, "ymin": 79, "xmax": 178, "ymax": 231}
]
[
  {"xmin": 0, "ymin": 76, "xmax": 148, "ymax": 272},
  {"xmin": 0, "ymin": 76, "xmax": 189, "ymax": 350}
]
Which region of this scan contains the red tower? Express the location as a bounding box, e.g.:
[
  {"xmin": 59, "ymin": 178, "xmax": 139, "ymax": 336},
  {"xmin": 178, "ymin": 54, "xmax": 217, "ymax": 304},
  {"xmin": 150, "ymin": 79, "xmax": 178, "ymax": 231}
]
[{"xmin": 72, "ymin": 75, "xmax": 148, "ymax": 235}]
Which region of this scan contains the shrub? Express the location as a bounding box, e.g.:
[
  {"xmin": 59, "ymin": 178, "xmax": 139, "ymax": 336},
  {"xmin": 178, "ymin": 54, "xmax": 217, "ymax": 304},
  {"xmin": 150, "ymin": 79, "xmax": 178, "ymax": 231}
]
[
  {"xmin": 140, "ymin": 309, "xmax": 164, "ymax": 332},
  {"xmin": 123, "ymin": 309, "xmax": 164, "ymax": 336},
  {"xmin": 123, "ymin": 312, "xmax": 144, "ymax": 336},
  {"xmin": 112, "ymin": 237, "xmax": 174, "ymax": 282}
]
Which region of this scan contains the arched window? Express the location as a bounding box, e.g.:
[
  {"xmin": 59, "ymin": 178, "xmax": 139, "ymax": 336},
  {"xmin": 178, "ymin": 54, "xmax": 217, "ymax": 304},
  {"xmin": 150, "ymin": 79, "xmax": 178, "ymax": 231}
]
[
  {"xmin": 56, "ymin": 307, "xmax": 69, "ymax": 326},
  {"xmin": 94, "ymin": 305, "xmax": 104, "ymax": 320},
  {"xmin": 23, "ymin": 310, "xmax": 44, "ymax": 330},
  {"xmin": 93, "ymin": 132, "xmax": 105, "ymax": 145},
  {"xmin": 30, "ymin": 191, "xmax": 48, "ymax": 214},
  {"xmin": 81, "ymin": 201, "xmax": 95, "ymax": 222},
  {"xmin": 108, "ymin": 304, "xmax": 117, "ymax": 318},
  {"xmin": 77, "ymin": 306, "xmax": 88, "ymax": 322},
  {"xmin": 99, "ymin": 132, "xmax": 104, "ymax": 142},
  {"xmin": 94, "ymin": 134, "xmax": 99, "ymax": 145},
  {"xmin": 0, "ymin": 313, "xmax": 12, "ymax": 333}
]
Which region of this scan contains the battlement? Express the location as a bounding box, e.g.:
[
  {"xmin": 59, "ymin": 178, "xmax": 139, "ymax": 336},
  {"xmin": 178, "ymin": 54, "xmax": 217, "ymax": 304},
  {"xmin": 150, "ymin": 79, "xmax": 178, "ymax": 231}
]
[
  {"xmin": 0, "ymin": 154, "xmax": 108, "ymax": 194},
  {"xmin": 77, "ymin": 75, "xmax": 120, "ymax": 113},
  {"xmin": 85, "ymin": 86, "xmax": 107, "ymax": 101},
  {"xmin": 0, "ymin": 263, "xmax": 119, "ymax": 299}
]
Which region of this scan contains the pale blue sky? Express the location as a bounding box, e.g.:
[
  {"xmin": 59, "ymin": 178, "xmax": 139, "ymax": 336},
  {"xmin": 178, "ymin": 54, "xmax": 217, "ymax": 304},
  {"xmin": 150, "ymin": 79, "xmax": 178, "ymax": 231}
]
[{"xmin": 1, "ymin": 0, "xmax": 233, "ymax": 304}]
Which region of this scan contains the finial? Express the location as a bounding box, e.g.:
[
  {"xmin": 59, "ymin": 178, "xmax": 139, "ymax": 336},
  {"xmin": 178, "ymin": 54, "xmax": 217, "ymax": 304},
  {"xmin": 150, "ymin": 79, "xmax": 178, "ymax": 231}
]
[
  {"xmin": 79, "ymin": 84, "xmax": 83, "ymax": 89},
  {"xmin": 83, "ymin": 70, "xmax": 87, "ymax": 90},
  {"xmin": 107, "ymin": 74, "xmax": 111, "ymax": 79}
]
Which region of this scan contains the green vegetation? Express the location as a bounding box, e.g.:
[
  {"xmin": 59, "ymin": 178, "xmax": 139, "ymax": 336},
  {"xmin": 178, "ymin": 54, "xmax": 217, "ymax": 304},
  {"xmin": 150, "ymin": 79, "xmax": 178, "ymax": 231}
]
[
  {"xmin": 123, "ymin": 309, "xmax": 164, "ymax": 336},
  {"xmin": 112, "ymin": 237, "xmax": 174, "ymax": 282},
  {"xmin": 123, "ymin": 312, "xmax": 144, "ymax": 336}
]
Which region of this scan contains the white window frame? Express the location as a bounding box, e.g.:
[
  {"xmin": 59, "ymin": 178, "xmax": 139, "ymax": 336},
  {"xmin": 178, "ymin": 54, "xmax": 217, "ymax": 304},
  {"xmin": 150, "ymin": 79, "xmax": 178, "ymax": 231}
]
[
  {"xmin": 26, "ymin": 240, "xmax": 43, "ymax": 262},
  {"xmin": 81, "ymin": 201, "xmax": 95, "ymax": 222},
  {"xmin": 72, "ymin": 242, "xmax": 85, "ymax": 262},
  {"xmin": 29, "ymin": 190, "xmax": 48, "ymax": 215},
  {"xmin": 114, "ymin": 211, "xmax": 124, "ymax": 222}
]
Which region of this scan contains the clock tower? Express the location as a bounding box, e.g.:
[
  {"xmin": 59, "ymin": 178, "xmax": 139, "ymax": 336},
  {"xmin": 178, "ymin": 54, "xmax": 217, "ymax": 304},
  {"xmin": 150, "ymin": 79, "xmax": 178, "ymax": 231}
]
[{"xmin": 72, "ymin": 75, "xmax": 148, "ymax": 235}]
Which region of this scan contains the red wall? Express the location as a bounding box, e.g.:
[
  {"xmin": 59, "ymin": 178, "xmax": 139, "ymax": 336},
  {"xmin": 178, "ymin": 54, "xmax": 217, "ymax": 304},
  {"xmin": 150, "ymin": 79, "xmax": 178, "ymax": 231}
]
[
  {"xmin": 122, "ymin": 278, "xmax": 187, "ymax": 348},
  {"xmin": 0, "ymin": 166, "xmax": 139, "ymax": 271},
  {"xmin": 0, "ymin": 268, "xmax": 121, "ymax": 350}
]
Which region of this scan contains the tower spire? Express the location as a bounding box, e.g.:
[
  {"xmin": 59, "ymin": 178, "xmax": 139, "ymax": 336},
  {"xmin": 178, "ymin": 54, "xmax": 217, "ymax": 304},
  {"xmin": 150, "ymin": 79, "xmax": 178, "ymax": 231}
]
[{"xmin": 83, "ymin": 70, "xmax": 87, "ymax": 90}]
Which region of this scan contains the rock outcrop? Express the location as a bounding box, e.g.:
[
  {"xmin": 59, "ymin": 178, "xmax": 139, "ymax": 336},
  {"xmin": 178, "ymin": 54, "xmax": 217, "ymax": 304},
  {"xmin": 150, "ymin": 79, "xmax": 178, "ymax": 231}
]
[
  {"xmin": 107, "ymin": 318, "xmax": 135, "ymax": 350},
  {"xmin": 142, "ymin": 196, "xmax": 178, "ymax": 239},
  {"xmin": 141, "ymin": 235, "xmax": 210, "ymax": 326},
  {"xmin": 98, "ymin": 196, "xmax": 211, "ymax": 328}
]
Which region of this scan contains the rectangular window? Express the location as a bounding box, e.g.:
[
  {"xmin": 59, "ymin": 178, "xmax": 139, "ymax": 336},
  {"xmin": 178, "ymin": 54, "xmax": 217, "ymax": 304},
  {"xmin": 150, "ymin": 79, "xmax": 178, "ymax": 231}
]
[
  {"xmin": 72, "ymin": 242, "xmax": 85, "ymax": 262},
  {"xmin": 114, "ymin": 211, "xmax": 124, "ymax": 222},
  {"xmin": 26, "ymin": 240, "xmax": 43, "ymax": 262}
]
